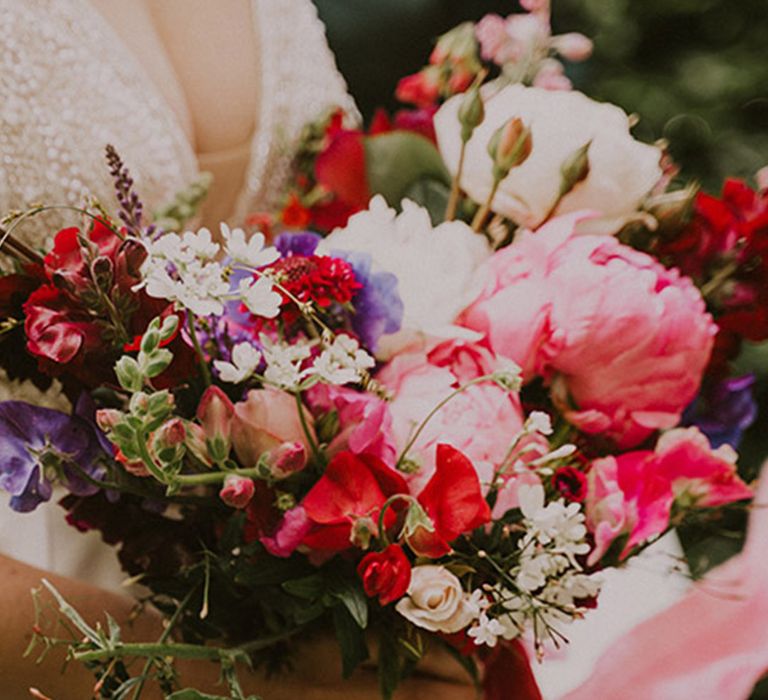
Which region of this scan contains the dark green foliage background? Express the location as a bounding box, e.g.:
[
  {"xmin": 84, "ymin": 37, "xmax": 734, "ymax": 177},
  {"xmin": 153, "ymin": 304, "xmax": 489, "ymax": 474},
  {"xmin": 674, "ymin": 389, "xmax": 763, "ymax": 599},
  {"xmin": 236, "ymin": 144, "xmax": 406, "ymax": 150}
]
[{"xmin": 315, "ymin": 0, "xmax": 768, "ymax": 190}]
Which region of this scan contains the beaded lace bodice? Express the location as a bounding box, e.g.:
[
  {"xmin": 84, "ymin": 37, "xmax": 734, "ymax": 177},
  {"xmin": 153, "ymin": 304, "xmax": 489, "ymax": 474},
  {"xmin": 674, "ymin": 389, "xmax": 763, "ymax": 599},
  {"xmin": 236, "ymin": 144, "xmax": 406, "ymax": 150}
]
[{"xmin": 0, "ymin": 0, "xmax": 356, "ymax": 250}]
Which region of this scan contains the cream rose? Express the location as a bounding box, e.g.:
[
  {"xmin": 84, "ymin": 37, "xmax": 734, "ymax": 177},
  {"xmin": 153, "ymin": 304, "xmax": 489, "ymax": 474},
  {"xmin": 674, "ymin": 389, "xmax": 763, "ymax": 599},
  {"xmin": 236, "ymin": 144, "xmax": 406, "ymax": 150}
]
[
  {"xmin": 434, "ymin": 84, "xmax": 663, "ymax": 234},
  {"xmin": 395, "ymin": 565, "xmax": 479, "ymax": 633}
]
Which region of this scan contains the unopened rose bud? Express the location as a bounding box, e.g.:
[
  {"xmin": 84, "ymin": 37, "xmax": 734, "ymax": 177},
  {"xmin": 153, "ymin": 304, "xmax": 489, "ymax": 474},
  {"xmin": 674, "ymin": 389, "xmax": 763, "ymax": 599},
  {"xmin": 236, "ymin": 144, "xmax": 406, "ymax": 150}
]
[
  {"xmin": 219, "ymin": 474, "xmax": 255, "ymax": 509},
  {"xmin": 95, "ymin": 408, "xmax": 123, "ymax": 432},
  {"xmin": 458, "ymin": 84, "xmax": 485, "ymax": 143},
  {"xmin": 431, "ymin": 22, "xmax": 478, "ymax": 67},
  {"xmin": 197, "ymin": 386, "xmax": 234, "ymax": 462},
  {"xmin": 552, "ymin": 32, "xmax": 593, "ymax": 62},
  {"xmin": 265, "ymin": 441, "xmax": 307, "ymax": 480},
  {"xmin": 559, "ymin": 140, "xmax": 591, "ymax": 196},
  {"xmin": 488, "ymin": 117, "xmax": 533, "ymax": 181}
]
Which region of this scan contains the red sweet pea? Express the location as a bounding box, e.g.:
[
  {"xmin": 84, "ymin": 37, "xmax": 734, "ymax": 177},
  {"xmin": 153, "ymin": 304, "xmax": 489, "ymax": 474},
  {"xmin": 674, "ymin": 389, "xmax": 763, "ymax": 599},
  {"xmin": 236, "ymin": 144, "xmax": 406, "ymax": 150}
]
[
  {"xmin": 408, "ymin": 444, "xmax": 492, "ymax": 558},
  {"xmin": 301, "ymin": 451, "xmax": 408, "ymax": 552},
  {"xmin": 357, "ymin": 544, "xmax": 411, "ymax": 605}
]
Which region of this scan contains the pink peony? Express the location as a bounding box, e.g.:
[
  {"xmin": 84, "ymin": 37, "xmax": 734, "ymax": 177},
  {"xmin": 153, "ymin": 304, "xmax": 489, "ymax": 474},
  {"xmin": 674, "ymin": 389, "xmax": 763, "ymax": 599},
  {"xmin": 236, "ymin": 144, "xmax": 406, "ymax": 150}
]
[
  {"xmin": 460, "ymin": 215, "xmax": 717, "ymax": 447},
  {"xmin": 305, "ymin": 383, "xmax": 397, "ymax": 464},
  {"xmin": 585, "ymin": 427, "xmax": 752, "ymax": 564},
  {"xmin": 378, "ymin": 339, "xmax": 524, "ymax": 493},
  {"xmin": 231, "ymin": 388, "xmax": 313, "ymax": 477}
]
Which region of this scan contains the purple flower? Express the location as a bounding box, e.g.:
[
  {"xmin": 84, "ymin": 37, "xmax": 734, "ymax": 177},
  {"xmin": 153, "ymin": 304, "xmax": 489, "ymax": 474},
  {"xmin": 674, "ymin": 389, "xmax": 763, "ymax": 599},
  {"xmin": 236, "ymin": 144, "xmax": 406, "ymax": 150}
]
[
  {"xmin": 682, "ymin": 375, "xmax": 758, "ymax": 449},
  {"xmin": 335, "ymin": 251, "xmax": 403, "ymax": 351},
  {"xmin": 0, "ymin": 401, "xmax": 106, "ymax": 512},
  {"xmin": 275, "ymin": 231, "xmax": 322, "ymax": 258}
]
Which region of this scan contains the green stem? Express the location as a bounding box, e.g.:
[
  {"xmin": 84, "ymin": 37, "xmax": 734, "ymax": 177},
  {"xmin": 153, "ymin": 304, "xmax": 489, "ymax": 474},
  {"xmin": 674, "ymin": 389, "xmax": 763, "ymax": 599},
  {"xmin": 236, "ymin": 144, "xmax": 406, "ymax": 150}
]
[
  {"xmin": 376, "ymin": 493, "xmax": 419, "ymax": 547},
  {"xmin": 471, "ymin": 178, "xmax": 502, "ymax": 232},
  {"xmin": 136, "ymin": 434, "xmax": 170, "ymax": 485},
  {"xmin": 700, "ymin": 259, "xmax": 740, "ymax": 300},
  {"xmin": 187, "ymin": 312, "xmax": 212, "ymax": 387},
  {"xmin": 173, "ymin": 466, "xmax": 264, "ymax": 487},
  {"xmin": 395, "ymin": 375, "xmax": 492, "ymax": 470},
  {"xmin": 445, "ymin": 140, "xmax": 467, "ymax": 221},
  {"xmin": 294, "ymin": 390, "xmax": 324, "ymax": 466},
  {"xmin": 2, "ymin": 204, "xmax": 124, "ymax": 241}
]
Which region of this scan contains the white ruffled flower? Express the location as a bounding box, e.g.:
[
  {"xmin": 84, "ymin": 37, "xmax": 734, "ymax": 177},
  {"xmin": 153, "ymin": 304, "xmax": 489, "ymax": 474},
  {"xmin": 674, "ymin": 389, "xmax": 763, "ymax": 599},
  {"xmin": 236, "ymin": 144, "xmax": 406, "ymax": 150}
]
[
  {"xmin": 214, "ymin": 342, "xmax": 262, "ymax": 384},
  {"xmin": 313, "ymin": 334, "xmax": 375, "ymax": 386},
  {"xmin": 434, "ymin": 84, "xmax": 663, "ymax": 235},
  {"xmin": 317, "ymin": 196, "xmax": 492, "ymax": 357},
  {"xmin": 221, "ymin": 223, "xmax": 279, "ymax": 268},
  {"xmin": 395, "ymin": 565, "xmax": 480, "ymax": 634},
  {"xmin": 468, "ymin": 611, "xmax": 506, "ymax": 647}
]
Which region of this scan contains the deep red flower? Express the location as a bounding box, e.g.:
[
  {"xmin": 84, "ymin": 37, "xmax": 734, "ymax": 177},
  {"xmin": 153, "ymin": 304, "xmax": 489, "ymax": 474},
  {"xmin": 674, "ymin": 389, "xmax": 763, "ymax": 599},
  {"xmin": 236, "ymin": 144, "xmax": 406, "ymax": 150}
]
[
  {"xmin": 396, "ymin": 70, "xmax": 441, "ymax": 109},
  {"xmin": 551, "ymin": 465, "xmax": 588, "ymax": 503},
  {"xmin": 301, "ymin": 451, "xmax": 408, "ymax": 553},
  {"xmin": 407, "ymin": 444, "xmax": 492, "ymax": 558},
  {"xmin": 357, "ymin": 543, "xmax": 411, "ymax": 605},
  {"xmin": 281, "ymin": 192, "xmax": 312, "ymax": 229}
]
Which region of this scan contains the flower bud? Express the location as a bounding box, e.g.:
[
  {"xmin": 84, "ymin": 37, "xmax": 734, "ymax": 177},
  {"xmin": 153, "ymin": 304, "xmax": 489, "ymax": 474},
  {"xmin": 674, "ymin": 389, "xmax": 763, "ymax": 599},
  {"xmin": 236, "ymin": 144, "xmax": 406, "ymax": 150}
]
[
  {"xmin": 115, "ymin": 447, "xmax": 151, "ymax": 478},
  {"xmin": 197, "ymin": 386, "xmax": 234, "ymax": 462},
  {"xmin": 458, "ymin": 84, "xmax": 485, "ymax": 143},
  {"xmin": 487, "ymin": 117, "xmax": 533, "ymax": 181},
  {"xmin": 150, "ymin": 418, "xmax": 186, "ymax": 464},
  {"xmin": 552, "ymin": 32, "xmax": 593, "ymax": 62},
  {"xmin": 350, "ymin": 515, "xmax": 377, "ymax": 550},
  {"xmin": 431, "ymin": 22, "xmax": 478, "ymax": 67},
  {"xmin": 559, "ymin": 140, "xmax": 591, "ymax": 196},
  {"xmin": 184, "ymin": 421, "xmax": 213, "ymax": 466},
  {"xmin": 219, "ymin": 474, "xmax": 255, "ymax": 509},
  {"xmin": 265, "ymin": 441, "xmax": 307, "ymax": 480},
  {"xmin": 95, "ymin": 408, "xmax": 123, "ymax": 433}
]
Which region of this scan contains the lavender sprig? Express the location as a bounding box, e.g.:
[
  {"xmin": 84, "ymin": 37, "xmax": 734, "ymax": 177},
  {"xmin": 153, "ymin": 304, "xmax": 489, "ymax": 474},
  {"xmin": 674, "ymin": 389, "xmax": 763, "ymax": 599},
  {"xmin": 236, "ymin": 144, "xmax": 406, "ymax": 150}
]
[{"xmin": 105, "ymin": 144, "xmax": 147, "ymax": 238}]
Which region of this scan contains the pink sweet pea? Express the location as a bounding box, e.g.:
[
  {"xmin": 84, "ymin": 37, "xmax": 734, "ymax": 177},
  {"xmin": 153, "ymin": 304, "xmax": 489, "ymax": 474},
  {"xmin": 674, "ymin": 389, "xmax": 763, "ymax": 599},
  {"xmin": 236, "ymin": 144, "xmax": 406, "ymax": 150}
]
[
  {"xmin": 564, "ymin": 468, "xmax": 766, "ymax": 700},
  {"xmin": 460, "ymin": 215, "xmax": 717, "ymax": 448},
  {"xmin": 586, "ymin": 427, "xmax": 752, "ymax": 565},
  {"xmin": 378, "ymin": 339, "xmax": 524, "ymax": 492}
]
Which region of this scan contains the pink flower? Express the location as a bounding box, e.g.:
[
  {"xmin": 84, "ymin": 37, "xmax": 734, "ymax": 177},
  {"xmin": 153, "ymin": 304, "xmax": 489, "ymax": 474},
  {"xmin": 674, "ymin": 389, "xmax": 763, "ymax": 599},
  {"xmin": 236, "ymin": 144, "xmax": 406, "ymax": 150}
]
[
  {"xmin": 305, "ymin": 383, "xmax": 396, "ymax": 464},
  {"xmin": 219, "ymin": 474, "xmax": 255, "ymax": 509},
  {"xmin": 563, "ymin": 468, "xmax": 767, "ymax": 700},
  {"xmin": 461, "ymin": 216, "xmax": 717, "ymax": 447},
  {"xmin": 260, "ymin": 506, "xmax": 312, "ymax": 558},
  {"xmin": 231, "ymin": 388, "xmax": 313, "ymax": 477},
  {"xmin": 196, "ymin": 386, "xmax": 234, "ymax": 458},
  {"xmin": 585, "ymin": 427, "xmax": 752, "ymax": 564},
  {"xmin": 378, "ymin": 339, "xmax": 524, "ymax": 492}
]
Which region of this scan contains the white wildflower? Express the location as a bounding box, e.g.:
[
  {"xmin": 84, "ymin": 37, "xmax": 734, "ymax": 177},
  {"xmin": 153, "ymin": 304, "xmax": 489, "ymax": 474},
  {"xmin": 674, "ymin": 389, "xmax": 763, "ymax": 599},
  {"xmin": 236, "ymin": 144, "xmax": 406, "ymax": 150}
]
[
  {"xmin": 221, "ymin": 223, "xmax": 279, "ymax": 268},
  {"xmin": 525, "ymin": 411, "xmax": 553, "ymax": 436},
  {"xmin": 213, "ymin": 342, "xmax": 262, "ymax": 384},
  {"xmin": 261, "ymin": 335, "xmax": 314, "ymax": 391},
  {"xmin": 313, "ymin": 334, "xmax": 375, "ymax": 385},
  {"xmin": 468, "ymin": 612, "xmax": 506, "ymax": 647},
  {"xmin": 238, "ymin": 276, "xmax": 281, "ymax": 318}
]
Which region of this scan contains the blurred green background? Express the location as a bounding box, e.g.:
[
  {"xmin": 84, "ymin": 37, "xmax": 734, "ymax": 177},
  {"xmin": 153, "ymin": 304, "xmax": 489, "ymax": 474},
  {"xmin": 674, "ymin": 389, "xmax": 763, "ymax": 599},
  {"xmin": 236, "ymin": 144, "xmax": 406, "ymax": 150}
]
[{"xmin": 314, "ymin": 0, "xmax": 768, "ymax": 192}]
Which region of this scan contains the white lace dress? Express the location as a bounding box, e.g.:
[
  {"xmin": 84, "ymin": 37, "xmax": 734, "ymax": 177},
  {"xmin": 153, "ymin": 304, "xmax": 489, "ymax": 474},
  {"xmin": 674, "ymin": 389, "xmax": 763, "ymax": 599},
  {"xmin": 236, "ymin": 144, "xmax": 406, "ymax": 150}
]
[{"xmin": 0, "ymin": 0, "xmax": 355, "ymax": 589}]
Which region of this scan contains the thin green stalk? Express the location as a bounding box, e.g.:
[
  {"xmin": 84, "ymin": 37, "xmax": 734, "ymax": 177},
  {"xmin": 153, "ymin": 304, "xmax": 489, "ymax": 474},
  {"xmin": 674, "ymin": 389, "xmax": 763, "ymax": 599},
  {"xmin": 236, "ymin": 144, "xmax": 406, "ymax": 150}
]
[
  {"xmin": 471, "ymin": 178, "xmax": 502, "ymax": 232},
  {"xmin": 187, "ymin": 312, "xmax": 212, "ymax": 387},
  {"xmin": 445, "ymin": 140, "xmax": 467, "ymax": 221},
  {"xmin": 294, "ymin": 390, "xmax": 324, "ymax": 466},
  {"xmin": 173, "ymin": 466, "xmax": 265, "ymax": 487}
]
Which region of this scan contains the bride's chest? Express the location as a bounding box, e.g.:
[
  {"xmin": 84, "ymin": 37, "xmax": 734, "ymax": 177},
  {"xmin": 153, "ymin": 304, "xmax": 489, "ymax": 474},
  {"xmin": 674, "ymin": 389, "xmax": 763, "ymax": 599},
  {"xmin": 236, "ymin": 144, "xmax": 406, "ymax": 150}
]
[{"xmin": 89, "ymin": 0, "xmax": 260, "ymax": 156}]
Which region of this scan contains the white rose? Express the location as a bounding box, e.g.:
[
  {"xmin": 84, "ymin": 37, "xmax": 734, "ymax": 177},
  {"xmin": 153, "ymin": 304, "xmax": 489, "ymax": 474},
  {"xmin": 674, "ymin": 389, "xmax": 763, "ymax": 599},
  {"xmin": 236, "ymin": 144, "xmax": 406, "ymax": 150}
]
[
  {"xmin": 318, "ymin": 196, "xmax": 491, "ymax": 357},
  {"xmin": 434, "ymin": 84, "xmax": 663, "ymax": 235},
  {"xmin": 395, "ymin": 565, "xmax": 479, "ymax": 633}
]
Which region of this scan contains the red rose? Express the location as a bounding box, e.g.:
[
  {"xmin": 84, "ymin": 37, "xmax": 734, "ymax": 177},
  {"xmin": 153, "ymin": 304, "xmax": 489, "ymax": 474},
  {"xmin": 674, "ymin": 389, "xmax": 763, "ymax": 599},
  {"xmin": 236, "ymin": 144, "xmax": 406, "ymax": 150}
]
[
  {"xmin": 301, "ymin": 451, "xmax": 408, "ymax": 553},
  {"xmin": 357, "ymin": 544, "xmax": 411, "ymax": 605},
  {"xmin": 407, "ymin": 444, "xmax": 492, "ymax": 558},
  {"xmin": 551, "ymin": 465, "xmax": 588, "ymax": 503}
]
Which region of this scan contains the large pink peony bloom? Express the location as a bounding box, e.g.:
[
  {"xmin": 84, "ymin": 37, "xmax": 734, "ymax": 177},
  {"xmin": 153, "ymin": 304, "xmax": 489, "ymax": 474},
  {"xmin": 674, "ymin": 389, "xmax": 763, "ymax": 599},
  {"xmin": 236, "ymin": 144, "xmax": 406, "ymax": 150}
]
[
  {"xmin": 585, "ymin": 427, "xmax": 752, "ymax": 564},
  {"xmin": 460, "ymin": 214, "xmax": 717, "ymax": 447},
  {"xmin": 377, "ymin": 339, "xmax": 524, "ymax": 493},
  {"xmin": 564, "ymin": 467, "xmax": 766, "ymax": 700}
]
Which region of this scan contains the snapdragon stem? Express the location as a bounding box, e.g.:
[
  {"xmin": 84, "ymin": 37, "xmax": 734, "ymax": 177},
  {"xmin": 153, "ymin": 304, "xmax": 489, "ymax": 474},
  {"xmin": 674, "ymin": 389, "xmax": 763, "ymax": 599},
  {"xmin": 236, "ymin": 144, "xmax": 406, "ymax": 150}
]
[
  {"xmin": 187, "ymin": 312, "xmax": 212, "ymax": 387},
  {"xmin": 445, "ymin": 140, "xmax": 467, "ymax": 221}
]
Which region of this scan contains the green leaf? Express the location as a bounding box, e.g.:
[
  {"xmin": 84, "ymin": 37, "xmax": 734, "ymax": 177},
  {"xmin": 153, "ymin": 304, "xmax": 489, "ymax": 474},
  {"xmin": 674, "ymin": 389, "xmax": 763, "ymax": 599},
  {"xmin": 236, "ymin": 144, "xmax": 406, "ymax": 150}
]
[
  {"xmin": 364, "ymin": 132, "xmax": 450, "ymax": 207},
  {"xmin": 332, "ymin": 604, "xmax": 369, "ymax": 678},
  {"xmin": 329, "ymin": 579, "xmax": 369, "ymax": 629},
  {"xmin": 402, "ymin": 178, "xmax": 451, "ymax": 226},
  {"xmin": 282, "ymin": 574, "xmax": 325, "ymax": 599},
  {"xmin": 377, "ymin": 629, "xmax": 401, "ymax": 700}
]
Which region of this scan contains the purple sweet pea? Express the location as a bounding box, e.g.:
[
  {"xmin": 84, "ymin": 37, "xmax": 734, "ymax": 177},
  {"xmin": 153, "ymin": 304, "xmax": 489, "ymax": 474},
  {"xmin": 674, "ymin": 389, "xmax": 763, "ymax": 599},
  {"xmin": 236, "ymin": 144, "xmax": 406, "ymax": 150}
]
[
  {"xmin": 334, "ymin": 251, "xmax": 403, "ymax": 352},
  {"xmin": 682, "ymin": 375, "xmax": 758, "ymax": 449},
  {"xmin": 0, "ymin": 401, "xmax": 106, "ymax": 512},
  {"xmin": 275, "ymin": 231, "xmax": 322, "ymax": 258}
]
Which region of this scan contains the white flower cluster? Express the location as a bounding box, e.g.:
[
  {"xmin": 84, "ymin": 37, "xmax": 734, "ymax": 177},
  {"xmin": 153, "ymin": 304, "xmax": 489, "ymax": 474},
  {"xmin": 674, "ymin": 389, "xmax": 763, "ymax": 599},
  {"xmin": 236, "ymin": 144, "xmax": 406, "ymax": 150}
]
[
  {"xmin": 313, "ymin": 334, "xmax": 375, "ymax": 385},
  {"xmin": 140, "ymin": 224, "xmax": 280, "ymax": 318}
]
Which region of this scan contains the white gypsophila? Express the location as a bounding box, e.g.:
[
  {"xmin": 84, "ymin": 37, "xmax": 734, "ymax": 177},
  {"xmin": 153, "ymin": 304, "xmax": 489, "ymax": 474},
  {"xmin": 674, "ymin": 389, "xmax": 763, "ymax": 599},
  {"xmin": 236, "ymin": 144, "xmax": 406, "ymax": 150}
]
[
  {"xmin": 518, "ymin": 483, "xmax": 589, "ymax": 559},
  {"xmin": 468, "ymin": 611, "xmax": 506, "ymax": 648},
  {"xmin": 260, "ymin": 335, "xmax": 314, "ymax": 391},
  {"xmin": 395, "ymin": 565, "xmax": 481, "ymax": 634},
  {"xmin": 140, "ymin": 228, "xmax": 229, "ymax": 316},
  {"xmin": 317, "ymin": 196, "xmax": 492, "ymax": 358},
  {"xmin": 213, "ymin": 342, "xmax": 262, "ymax": 384},
  {"xmin": 238, "ymin": 276, "xmax": 282, "ymax": 318},
  {"xmin": 525, "ymin": 411, "xmax": 553, "ymax": 436},
  {"xmin": 312, "ymin": 334, "xmax": 375, "ymax": 386},
  {"xmin": 434, "ymin": 84, "xmax": 663, "ymax": 235},
  {"xmin": 221, "ymin": 223, "xmax": 279, "ymax": 269}
]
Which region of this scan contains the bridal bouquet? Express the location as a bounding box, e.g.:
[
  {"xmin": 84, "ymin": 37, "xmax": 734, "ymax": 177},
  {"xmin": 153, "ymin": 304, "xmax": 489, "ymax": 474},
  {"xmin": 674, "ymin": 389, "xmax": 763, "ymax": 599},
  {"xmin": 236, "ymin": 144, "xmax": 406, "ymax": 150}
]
[{"xmin": 0, "ymin": 2, "xmax": 765, "ymax": 699}]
